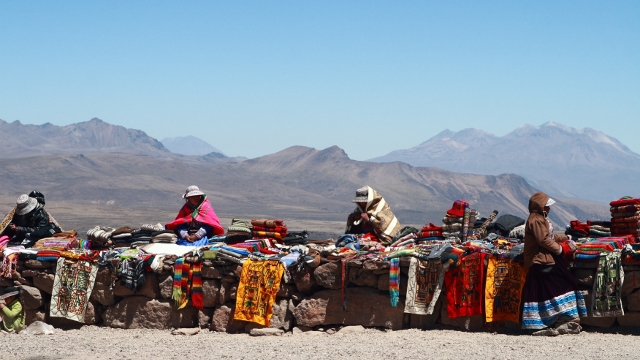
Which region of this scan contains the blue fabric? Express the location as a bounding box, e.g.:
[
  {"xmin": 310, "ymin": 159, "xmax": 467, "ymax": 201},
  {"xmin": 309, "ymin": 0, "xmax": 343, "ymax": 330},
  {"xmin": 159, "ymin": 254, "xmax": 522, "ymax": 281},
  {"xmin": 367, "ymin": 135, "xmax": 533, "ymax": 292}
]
[
  {"xmin": 176, "ymin": 224, "xmax": 212, "ymax": 246},
  {"xmin": 522, "ymin": 291, "xmax": 587, "ymax": 329}
]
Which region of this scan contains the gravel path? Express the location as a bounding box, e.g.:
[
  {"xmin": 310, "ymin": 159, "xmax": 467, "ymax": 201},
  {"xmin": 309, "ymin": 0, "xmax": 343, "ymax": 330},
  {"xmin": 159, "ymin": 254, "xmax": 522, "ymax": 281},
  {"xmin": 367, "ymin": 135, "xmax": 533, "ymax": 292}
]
[{"xmin": 2, "ymin": 326, "xmax": 639, "ymax": 360}]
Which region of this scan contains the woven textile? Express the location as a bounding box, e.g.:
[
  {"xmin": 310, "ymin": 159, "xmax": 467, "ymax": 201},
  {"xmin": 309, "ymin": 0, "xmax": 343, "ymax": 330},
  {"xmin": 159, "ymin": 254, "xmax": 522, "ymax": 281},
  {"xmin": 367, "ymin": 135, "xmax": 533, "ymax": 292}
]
[
  {"xmin": 445, "ymin": 252, "xmax": 486, "ymax": 318},
  {"xmin": 50, "ymin": 258, "xmax": 98, "ymax": 323},
  {"xmin": 485, "ymin": 257, "xmax": 528, "ymax": 324},
  {"xmin": 172, "ymin": 259, "xmax": 204, "ymax": 310},
  {"xmin": 591, "ymin": 251, "xmax": 624, "ymax": 317},
  {"xmin": 233, "ymin": 259, "xmax": 284, "ymax": 326},
  {"xmin": 404, "ymin": 258, "xmax": 443, "ymax": 315},
  {"xmin": 0, "ymin": 208, "xmax": 15, "ymax": 236},
  {"xmin": 389, "ymin": 258, "xmax": 400, "ymax": 307}
]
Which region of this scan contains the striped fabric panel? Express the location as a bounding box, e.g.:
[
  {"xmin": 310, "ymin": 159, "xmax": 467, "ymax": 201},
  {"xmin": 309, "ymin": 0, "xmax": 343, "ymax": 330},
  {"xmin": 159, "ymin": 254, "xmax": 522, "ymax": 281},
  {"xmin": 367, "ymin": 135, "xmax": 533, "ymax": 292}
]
[{"xmin": 522, "ymin": 291, "xmax": 587, "ymax": 329}]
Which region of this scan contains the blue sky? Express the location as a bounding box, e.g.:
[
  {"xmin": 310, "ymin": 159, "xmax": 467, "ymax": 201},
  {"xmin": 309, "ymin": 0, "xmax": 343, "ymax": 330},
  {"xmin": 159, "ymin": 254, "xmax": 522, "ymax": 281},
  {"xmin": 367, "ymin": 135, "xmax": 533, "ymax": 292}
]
[{"xmin": 1, "ymin": 1, "xmax": 638, "ymax": 159}]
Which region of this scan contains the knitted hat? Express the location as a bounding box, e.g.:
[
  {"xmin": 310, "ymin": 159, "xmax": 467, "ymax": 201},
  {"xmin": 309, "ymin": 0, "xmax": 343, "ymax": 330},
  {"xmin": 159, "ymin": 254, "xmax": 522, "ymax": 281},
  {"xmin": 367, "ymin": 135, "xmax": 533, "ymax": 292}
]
[
  {"xmin": 0, "ymin": 286, "xmax": 20, "ymax": 300},
  {"xmin": 352, "ymin": 186, "xmax": 369, "ymax": 203},
  {"xmin": 446, "ymin": 200, "xmax": 469, "ymax": 218},
  {"xmin": 16, "ymin": 194, "xmax": 37, "ymax": 215},
  {"xmin": 182, "ymin": 185, "xmax": 205, "ymax": 199}
]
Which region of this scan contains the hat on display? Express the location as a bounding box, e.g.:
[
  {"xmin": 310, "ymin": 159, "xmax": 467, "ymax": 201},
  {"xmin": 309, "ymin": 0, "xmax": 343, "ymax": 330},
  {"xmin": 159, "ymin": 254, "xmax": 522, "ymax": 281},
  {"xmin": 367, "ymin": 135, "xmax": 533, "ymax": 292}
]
[
  {"xmin": 182, "ymin": 185, "xmax": 205, "ymax": 199},
  {"xmin": 446, "ymin": 200, "xmax": 469, "ymax": 218},
  {"xmin": 16, "ymin": 194, "xmax": 37, "ymax": 215}
]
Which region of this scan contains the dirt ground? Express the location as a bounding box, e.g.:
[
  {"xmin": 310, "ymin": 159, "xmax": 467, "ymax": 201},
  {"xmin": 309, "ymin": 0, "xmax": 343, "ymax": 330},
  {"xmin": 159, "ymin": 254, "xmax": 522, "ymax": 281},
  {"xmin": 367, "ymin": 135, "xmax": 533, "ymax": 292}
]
[{"xmin": 2, "ymin": 326, "xmax": 639, "ymax": 360}]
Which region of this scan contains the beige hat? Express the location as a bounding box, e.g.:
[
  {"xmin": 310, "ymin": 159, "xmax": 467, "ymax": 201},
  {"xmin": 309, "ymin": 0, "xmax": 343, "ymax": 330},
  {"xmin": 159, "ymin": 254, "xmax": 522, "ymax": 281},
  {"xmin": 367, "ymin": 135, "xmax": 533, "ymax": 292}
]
[
  {"xmin": 16, "ymin": 194, "xmax": 37, "ymax": 215},
  {"xmin": 182, "ymin": 185, "xmax": 205, "ymax": 199}
]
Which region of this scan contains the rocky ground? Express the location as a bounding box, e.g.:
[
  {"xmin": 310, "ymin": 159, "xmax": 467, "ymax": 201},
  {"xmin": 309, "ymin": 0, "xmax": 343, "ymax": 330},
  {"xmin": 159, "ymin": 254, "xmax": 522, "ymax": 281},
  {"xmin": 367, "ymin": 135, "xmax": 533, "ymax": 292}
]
[{"xmin": 1, "ymin": 325, "xmax": 639, "ymax": 360}]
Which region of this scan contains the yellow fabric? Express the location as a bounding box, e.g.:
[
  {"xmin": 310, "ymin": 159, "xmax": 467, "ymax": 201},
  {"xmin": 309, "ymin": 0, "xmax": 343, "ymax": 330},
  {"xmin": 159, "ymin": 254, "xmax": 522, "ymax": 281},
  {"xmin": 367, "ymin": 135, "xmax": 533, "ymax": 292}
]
[
  {"xmin": 485, "ymin": 257, "xmax": 528, "ymax": 324},
  {"xmin": 233, "ymin": 259, "xmax": 284, "ymax": 326}
]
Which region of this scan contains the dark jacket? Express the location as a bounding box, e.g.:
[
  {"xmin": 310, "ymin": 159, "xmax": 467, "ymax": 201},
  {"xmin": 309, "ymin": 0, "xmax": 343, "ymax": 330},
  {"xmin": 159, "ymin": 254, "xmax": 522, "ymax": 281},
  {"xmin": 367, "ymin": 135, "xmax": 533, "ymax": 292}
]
[
  {"xmin": 523, "ymin": 192, "xmax": 565, "ymax": 268},
  {"xmin": 9, "ymin": 204, "xmax": 59, "ymax": 246}
]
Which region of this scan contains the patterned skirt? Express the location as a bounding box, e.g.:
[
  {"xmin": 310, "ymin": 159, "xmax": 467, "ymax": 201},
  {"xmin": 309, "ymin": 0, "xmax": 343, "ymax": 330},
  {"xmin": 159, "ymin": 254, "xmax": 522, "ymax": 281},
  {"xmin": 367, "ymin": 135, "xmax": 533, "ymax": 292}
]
[{"xmin": 521, "ymin": 261, "xmax": 587, "ymax": 329}]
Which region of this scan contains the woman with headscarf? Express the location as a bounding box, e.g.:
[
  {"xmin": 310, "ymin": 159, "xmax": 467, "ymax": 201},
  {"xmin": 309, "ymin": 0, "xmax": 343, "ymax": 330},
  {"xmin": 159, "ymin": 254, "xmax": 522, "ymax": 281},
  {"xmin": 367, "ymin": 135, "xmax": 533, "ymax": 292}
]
[
  {"xmin": 345, "ymin": 186, "xmax": 402, "ymax": 245},
  {"xmin": 521, "ymin": 191, "xmax": 586, "ymax": 335},
  {"xmin": 165, "ymin": 186, "xmax": 225, "ymax": 246}
]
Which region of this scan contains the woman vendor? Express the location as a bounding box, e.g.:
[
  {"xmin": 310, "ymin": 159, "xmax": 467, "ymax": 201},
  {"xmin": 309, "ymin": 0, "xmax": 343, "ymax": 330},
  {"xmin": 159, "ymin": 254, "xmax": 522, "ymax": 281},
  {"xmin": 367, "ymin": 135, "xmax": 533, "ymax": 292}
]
[
  {"xmin": 0, "ymin": 287, "xmax": 25, "ymax": 333},
  {"xmin": 521, "ymin": 192, "xmax": 586, "ymax": 335},
  {"xmin": 165, "ymin": 186, "xmax": 225, "ymax": 246},
  {"xmin": 345, "ymin": 186, "xmax": 402, "ymax": 245},
  {"xmin": 2, "ymin": 192, "xmax": 61, "ymax": 248}
]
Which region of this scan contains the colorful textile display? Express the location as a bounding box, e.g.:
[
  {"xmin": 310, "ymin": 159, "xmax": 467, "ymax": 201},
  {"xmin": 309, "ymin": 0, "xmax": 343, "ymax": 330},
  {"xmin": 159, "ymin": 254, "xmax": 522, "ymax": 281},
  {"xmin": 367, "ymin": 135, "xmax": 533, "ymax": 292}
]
[
  {"xmin": 165, "ymin": 196, "xmax": 224, "ymax": 236},
  {"xmin": 485, "ymin": 257, "xmax": 528, "ymax": 324},
  {"xmin": 389, "ymin": 257, "xmax": 400, "ymax": 307},
  {"xmin": 404, "ymin": 258, "xmax": 443, "ymax": 315},
  {"xmin": 49, "ymin": 258, "xmax": 98, "ymax": 323},
  {"xmin": 445, "ymin": 252, "xmax": 486, "ymax": 318},
  {"xmin": 233, "ymin": 259, "xmax": 284, "ymax": 326},
  {"xmin": 172, "ymin": 258, "xmax": 203, "ymax": 310},
  {"xmin": 0, "ymin": 208, "xmax": 16, "ymax": 236},
  {"xmin": 462, "ymin": 203, "xmax": 471, "ymax": 240},
  {"xmin": 591, "ymin": 251, "xmax": 624, "ymax": 317}
]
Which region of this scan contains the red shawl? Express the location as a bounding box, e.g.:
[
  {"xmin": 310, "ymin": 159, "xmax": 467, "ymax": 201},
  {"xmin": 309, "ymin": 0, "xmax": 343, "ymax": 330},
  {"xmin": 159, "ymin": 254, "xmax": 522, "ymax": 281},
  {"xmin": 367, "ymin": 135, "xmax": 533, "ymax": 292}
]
[{"xmin": 165, "ymin": 197, "xmax": 224, "ymax": 236}]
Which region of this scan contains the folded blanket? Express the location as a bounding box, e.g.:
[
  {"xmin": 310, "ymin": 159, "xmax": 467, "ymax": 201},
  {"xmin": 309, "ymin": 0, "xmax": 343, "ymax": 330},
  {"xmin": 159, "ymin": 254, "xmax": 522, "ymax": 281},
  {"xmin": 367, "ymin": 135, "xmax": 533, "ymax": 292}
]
[
  {"xmin": 442, "ymin": 223, "xmax": 462, "ymax": 231},
  {"xmin": 421, "ymin": 223, "xmax": 443, "ymax": 232},
  {"xmin": 252, "ymin": 225, "xmax": 288, "ymax": 233},
  {"xmin": 418, "ymin": 230, "xmax": 443, "ymax": 238},
  {"xmin": 610, "ymin": 197, "xmax": 640, "ymax": 207},
  {"xmin": 612, "ymin": 212, "xmax": 640, "ymax": 219},
  {"xmin": 610, "ymin": 205, "xmax": 640, "ymax": 213},
  {"xmin": 251, "ymin": 219, "xmax": 284, "ymax": 227},
  {"xmin": 252, "ymin": 231, "xmax": 284, "ymax": 240},
  {"xmin": 228, "ymin": 218, "xmax": 252, "ymax": 233}
]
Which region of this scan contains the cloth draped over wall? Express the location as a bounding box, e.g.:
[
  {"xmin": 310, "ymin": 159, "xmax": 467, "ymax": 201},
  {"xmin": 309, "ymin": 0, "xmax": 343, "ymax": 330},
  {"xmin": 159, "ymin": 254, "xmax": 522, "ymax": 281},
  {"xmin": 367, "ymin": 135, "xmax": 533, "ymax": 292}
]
[
  {"xmin": 404, "ymin": 257, "xmax": 443, "ymax": 315},
  {"xmin": 49, "ymin": 258, "xmax": 98, "ymax": 323},
  {"xmin": 445, "ymin": 252, "xmax": 486, "ymax": 318},
  {"xmin": 233, "ymin": 259, "xmax": 284, "ymax": 326},
  {"xmin": 484, "ymin": 257, "xmax": 528, "ymax": 324}
]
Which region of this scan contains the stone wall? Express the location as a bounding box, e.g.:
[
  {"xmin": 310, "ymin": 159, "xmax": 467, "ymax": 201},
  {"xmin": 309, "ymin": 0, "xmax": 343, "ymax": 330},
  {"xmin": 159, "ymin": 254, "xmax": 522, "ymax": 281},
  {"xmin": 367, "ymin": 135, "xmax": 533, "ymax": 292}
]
[{"xmin": 5, "ymin": 257, "xmax": 640, "ymax": 332}]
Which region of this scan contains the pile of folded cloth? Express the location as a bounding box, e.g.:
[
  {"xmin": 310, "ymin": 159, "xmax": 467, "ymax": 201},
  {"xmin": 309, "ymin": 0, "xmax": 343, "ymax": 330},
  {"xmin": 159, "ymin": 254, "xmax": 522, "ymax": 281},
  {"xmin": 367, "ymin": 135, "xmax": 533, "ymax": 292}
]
[
  {"xmin": 151, "ymin": 230, "xmax": 177, "ymax": 243},
  {"xmin": 486, "ymin": 214, "xmax": 525, "ymax": 238},
  {"xmin": 111, "ymin": 226, "xmax": 136, "ymax": 246},
  {"xmin": 251, "ymin": 219, "xmax": 288, "ymax": 242},
  {"xmin": 130, "ymin": 228, "xmax": 155, "ymax": 247},
  {"xmin": 417, "ymin": 223, "xmax": 443, "ymax": 240},
  {"xmin": 86, "ymin": 226, "xmax": 115, "ymax": 247},
  {"xmin": 442, "ymin": 200, "xmax": 477, "ymax": 241},
  {"xmin": 565, "ymin": 220, "xmax": 612, "ymax": 239},
  {"xmin": 574, "ymin": 237, "xmax": 628, "ymax": 261},
  {"xmin": 610, "ymin": 197, "xmax": 640, "ymax": 242},
  {"xmin": 282, "ymin": 230, "xmax": 309, "ymax": 245},
  {"xmin": 226, "ymin": 218, "xmax": 253, "ymax": 244}
]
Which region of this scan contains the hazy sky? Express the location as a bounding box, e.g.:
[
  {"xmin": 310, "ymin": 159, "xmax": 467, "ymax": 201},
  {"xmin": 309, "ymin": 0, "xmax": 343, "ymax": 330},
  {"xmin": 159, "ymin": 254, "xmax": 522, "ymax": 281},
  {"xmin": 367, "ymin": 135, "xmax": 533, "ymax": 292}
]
[{"xmin": 1, "ymin": 1, "xmax": 638, "ymax": 160}]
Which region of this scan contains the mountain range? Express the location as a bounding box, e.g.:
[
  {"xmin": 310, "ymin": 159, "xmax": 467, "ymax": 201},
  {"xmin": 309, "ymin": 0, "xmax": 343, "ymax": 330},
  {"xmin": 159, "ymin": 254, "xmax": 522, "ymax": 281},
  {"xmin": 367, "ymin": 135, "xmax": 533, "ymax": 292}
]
[
  {"xmin": 0, "ymin": 118, "xmax": 613, "ymax": 233},
  {"xmin": 161, "ymin": 136, "xmax": 226, "ymax": 156},
  {"xmin": 370, "ymin": 122, "xmax": 640, "ymax": 203}
]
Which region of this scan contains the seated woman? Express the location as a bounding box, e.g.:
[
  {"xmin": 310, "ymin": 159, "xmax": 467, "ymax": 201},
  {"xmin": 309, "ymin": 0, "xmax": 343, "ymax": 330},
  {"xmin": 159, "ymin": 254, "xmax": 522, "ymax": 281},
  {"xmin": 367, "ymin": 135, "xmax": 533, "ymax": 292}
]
[
  {"xmin": 1, "ymin": 191, "xmax": 61, "ymax": 248},
  {"xmin": 0, "ymin": 287, "xmax": 25, "ymax": 333},
  {"xmin": 165, "ymin": 186, "xmax": 224, "ymax": 246},
  {"xmin": 345, "ymin": 186, "xmax": 401, "ymax": 245},
  {"xmin": 522, "ymin": 192, "xmax": 586, "ymax": 335}
]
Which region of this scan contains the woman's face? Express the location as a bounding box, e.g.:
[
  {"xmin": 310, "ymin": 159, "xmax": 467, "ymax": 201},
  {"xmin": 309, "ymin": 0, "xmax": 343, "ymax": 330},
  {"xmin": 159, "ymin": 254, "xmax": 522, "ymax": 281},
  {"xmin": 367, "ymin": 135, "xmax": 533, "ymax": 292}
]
[{"xmin": 187, "ymin": 195, "xmax": 202, "ymax": 206}]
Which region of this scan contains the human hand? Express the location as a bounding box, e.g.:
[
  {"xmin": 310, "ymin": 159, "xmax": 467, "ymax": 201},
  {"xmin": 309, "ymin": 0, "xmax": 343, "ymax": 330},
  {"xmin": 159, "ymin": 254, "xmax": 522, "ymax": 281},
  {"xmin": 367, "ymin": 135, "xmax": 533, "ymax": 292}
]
[
  {"xmin": 361, "ymin": 213, "xmax": 369, "ymax": 222},
  {"xmin": 9, "ymin": 224, "xmax": 16, "ymax": 231}
]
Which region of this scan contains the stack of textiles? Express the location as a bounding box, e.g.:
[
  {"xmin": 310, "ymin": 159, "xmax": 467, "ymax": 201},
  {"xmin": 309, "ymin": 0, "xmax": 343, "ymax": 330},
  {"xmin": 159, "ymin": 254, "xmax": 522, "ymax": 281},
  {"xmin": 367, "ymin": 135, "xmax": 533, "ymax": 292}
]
[
  {"xmin": 231, "ymin": 239, "xmax": 279, "ymax": 255},
  {"xmin": 610, "ymin": 197, "xmax": 640, "ymax": 242},
  {"xmin": 251, "ymin": 219, "xmax": 288, "ymax": 242},
  {"xmin": 418, "ymin": 223, "xmax": 443, "ymax": 240},
  {"xmin": 486, "ymin": 214, "xmax": 525, "ymax": 237},
  {"xmin": 574, "ymin": 237, "xmax": 628, "ymax": 261},
  {"xmin": 130, "ymin": 228, "xmax": 154, "ymax": 246},
  {"xmin": 140, "ymin": 223, "xmax": 164, "ymax": 232},
  {"xmin": 282, "ymin": 230, "xmax": 309, "ymax": 245},
  {"xmin": 36, "ymin": 249, "xmax": 61, "ymax": 262},
  {"xmin": 565, "ymin": 220, "xmax": 612, "ymax": 239},
  {"xmin": 111, "ymin": 226, "xmax": 135, "ymax": 246},
  {"xmin": 442, "ymin": 200, "xmax": 476, "ymax": 241},
  {"xmin": 32, "ymin": 237, "xmax": 72, "ymax": 251},
  {"xmin": 86, "ymin": 226, "xmax": 115, "ymax": 247},
  {"xmin": 226, "ymin": 218, "xmax": 252, "ymax": 244},
  {"xmin": 151, "ymin": 230, "xmax": 178, "ymax": 244}
]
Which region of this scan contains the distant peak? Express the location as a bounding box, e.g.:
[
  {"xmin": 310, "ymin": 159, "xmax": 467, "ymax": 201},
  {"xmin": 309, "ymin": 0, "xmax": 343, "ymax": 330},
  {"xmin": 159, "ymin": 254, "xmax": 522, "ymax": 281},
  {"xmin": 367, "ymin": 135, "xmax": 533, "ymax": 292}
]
[
  {"xmin": 89, "ymin": 117, "xmax": 104, "ymax": 123},
  {"xmin": 541, "ymin": 121, "xmax": 576, "ymax": 133}
]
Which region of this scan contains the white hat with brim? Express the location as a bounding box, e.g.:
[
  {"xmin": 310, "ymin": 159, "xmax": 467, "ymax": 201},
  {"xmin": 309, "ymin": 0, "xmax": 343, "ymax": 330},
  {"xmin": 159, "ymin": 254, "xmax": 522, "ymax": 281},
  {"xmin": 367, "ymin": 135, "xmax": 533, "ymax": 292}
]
[
  {"xmin": 16, "ymin": 194, "xmax": 37, "ymax": 215},
  {"xmin": 545, "ymin": 198, "xmax": 556, "ymax": 207},
  {"xmin": 182, "ymin": 185, "xmax": 205, "ymax": 199},
  {"xmin": 0, "ymin": 286, "xmax": 20, "ymax": 300}
]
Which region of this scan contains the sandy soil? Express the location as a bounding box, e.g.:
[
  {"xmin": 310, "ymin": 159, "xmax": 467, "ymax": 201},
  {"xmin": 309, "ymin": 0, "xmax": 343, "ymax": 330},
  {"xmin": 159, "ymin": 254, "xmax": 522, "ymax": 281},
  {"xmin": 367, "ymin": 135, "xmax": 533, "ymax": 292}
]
[{"xmin": 2, "ymin": 326, "xmax": 639, "ymax": 360}]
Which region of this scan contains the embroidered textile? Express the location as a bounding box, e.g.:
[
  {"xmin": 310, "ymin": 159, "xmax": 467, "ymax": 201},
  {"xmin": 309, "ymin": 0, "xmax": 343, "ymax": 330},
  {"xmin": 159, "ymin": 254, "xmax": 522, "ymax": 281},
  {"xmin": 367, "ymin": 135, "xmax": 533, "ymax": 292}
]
[
  {"xmin": 404, "ymin": 258, "xmax": 443, "ymax": 315},
  {"xmin": 591, "ymin": 251, "xmax": 624, "ymax": 317},
  {"xmin": 445, "ymin": 252, "xmax": 486, "ymax": 318},
  {"xmin": 50, "ymin": 258, "xmax": 98, "ymax": 323},
  {"xmin": 233, "ymin": 259, "xmax": 284, "ymax": 326},
  {"xmin": 485, "ymin": 257, "xmax": 528, "ymax": 323}
]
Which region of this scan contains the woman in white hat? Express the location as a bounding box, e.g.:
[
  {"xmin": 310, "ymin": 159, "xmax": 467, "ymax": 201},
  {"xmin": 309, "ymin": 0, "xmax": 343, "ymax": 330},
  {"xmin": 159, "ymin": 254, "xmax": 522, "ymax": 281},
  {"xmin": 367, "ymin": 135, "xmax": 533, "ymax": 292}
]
[
  {"xmin": 4, "ymin": 192, "xmax": 61, "ymax": 248},
  {"xmin": 166, "ymin": 186, "xmax": 225, "ymax": 246}
]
